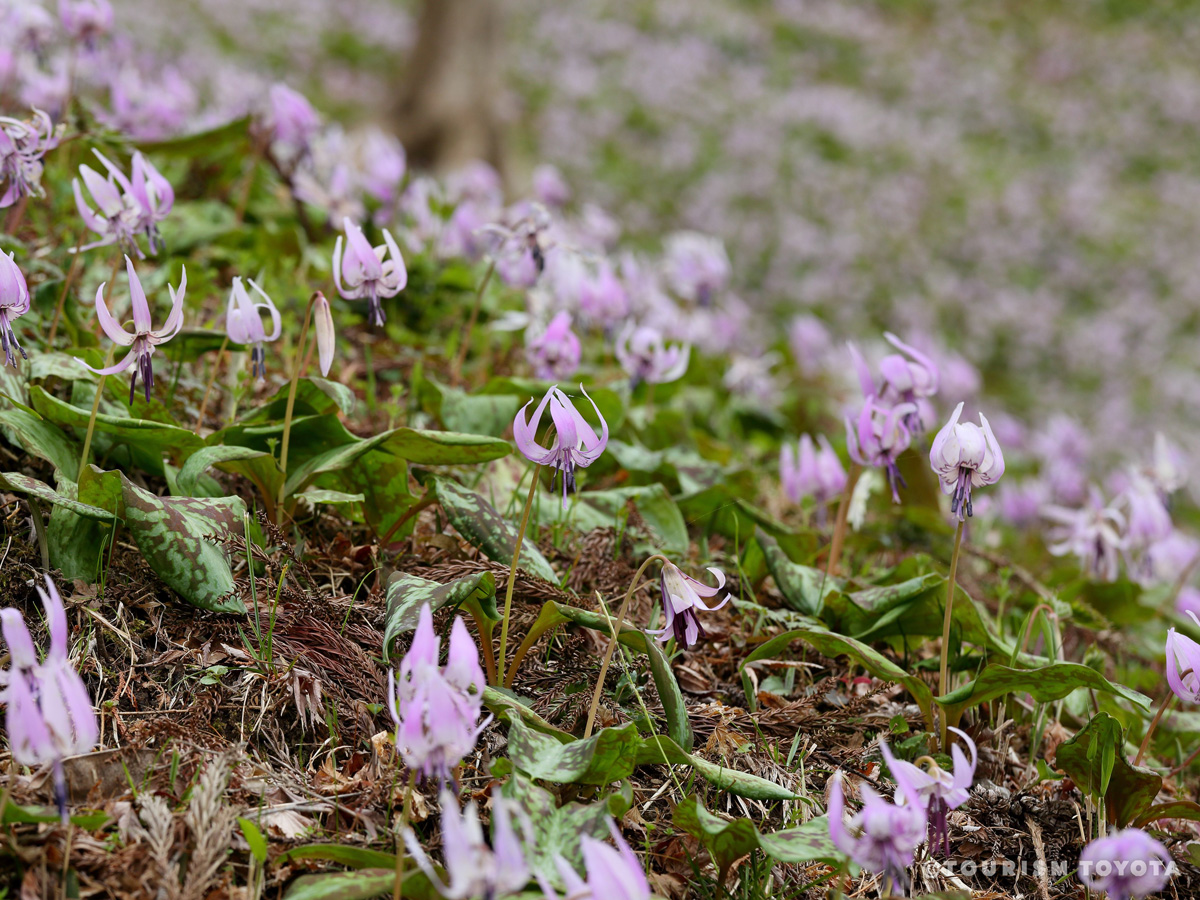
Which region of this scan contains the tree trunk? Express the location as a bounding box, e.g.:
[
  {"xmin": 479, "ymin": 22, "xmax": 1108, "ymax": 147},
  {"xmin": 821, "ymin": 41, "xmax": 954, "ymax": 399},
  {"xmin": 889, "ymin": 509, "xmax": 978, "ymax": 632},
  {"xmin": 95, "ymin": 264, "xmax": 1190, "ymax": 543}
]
[{"xmin": 394, "ymin": 0, "xmax": 506, "ymax": 177}]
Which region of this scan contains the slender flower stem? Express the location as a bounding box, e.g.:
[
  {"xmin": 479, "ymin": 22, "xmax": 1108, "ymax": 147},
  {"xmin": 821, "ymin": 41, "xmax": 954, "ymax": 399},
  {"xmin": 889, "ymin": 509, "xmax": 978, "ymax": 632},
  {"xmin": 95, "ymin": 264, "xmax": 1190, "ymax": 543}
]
[
  {"xmin": 1135, "ymin": 693, "xmax": 1176, "ymax": 767},
  {"xmin": 48, "ymin": 239, "xmax": 83, "ymax": 345},
  {"xmin": 78, "ymin": 346, "xmax": 115, "ymax": 474},
  {"xmin": 393, "ymin": 769, "xmax": 416, "ymax": 900},
  {"xmin": 826, "ymin": 463, "xmax": 861, "ymax": 577},
  {"xmin": 3, "ymin": 196, "xmax": 27, "ymax": 236},
  {"xmin": 939, "ymin": 519, "xmax": 966, "ymax": 751},
  {"xmin": 196, "ymin": 335, "xmax": 230, "ymax": 430},
  {"xmin": 451, "ymin": 259, "xmax": 495, "ymax": 386},
  {"xmin": 1167, "ymin": 736, "xmax": 1200, "ymax": 777},
  {"xmin": 276, "ymin": 294, "xmax": 319, "ymax": 527},
  {"xmin": 584, "ymin": 554, "xmax": 668, "ymax": 738},
  {"xmin": 496, "ymin": 465, "xmax": 541, "ymax": 687}
]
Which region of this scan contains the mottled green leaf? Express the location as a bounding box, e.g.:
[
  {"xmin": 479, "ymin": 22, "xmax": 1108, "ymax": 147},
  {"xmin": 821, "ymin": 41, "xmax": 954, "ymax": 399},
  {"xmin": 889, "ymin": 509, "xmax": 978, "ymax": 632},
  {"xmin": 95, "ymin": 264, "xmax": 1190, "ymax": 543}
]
[
  {"xmin": 31, "ymin": 384, "xmax": 203, "ymax": 460},
  {"xmin": 634, "ymin": 735, "xmax": 801, "ymax": 801},
  {"xmin": 177, "ymin": 445, "xmax": 273, "ymax": 496},
  {"xmin": 0, "ymin": 472, "xmax": 115, "ymax": 522},
  {"xmin": 281, "ymin": 869, "xmax": 436, "ymax": 900},
  {"xmin": 280, "ymin": 845, "xmax": 398, "ymax": 869},
  {"xmin": 673, "ymin": 797, "xmax": 761, "ymax": 879},
  {"xmin": 938, "ymin": 663, "xmax": 1151, "ymax": 726},
  {"xmin": 120, "ymin": 477, "xmax": 246, "ymax": 613},
  {"xmin": 507, "ymin": 717, "xmax": 641, "ymax": 785},
  {"xmin": 757, "ymin": 530, "xmax": 840, "ymax": 615},
  {"xmin": 383, "ymin": 570, "xmax": 498, "ymax": 662},
  {"xmin": 0, "ymin": 407, "xmax": 79, "ymax": 479},
  {"xmin": 240, "ymin": 376, "xmax": 358, "ymax": 423},
  {"xmin": 483, "ymin": 686, "xmax": 575, "ymax": 744},
  {"xmin": 673, "ymin": 799, "xmax": 841, "ymax": 878},
  {"xmin": 431, "ymin": 476, "xmax": 557, "ymax": 582},
  {"xmin": 513, "ymin": 600, "xmax": 692, "ymax": 751},
  {"xmin": 739, "ymin": 625, "xmax": 934, "ymax": 729},
  {"xmin": 500, "ymin": 771, "xmax": 629, "ymax": 888},
  {"xmin": 1134, "ymin": 800, "xmax": 1200, "ymax": 828},
  {"xmin": 1056, "ymin": 712, "xmax": 1160, "ymax": 827}
]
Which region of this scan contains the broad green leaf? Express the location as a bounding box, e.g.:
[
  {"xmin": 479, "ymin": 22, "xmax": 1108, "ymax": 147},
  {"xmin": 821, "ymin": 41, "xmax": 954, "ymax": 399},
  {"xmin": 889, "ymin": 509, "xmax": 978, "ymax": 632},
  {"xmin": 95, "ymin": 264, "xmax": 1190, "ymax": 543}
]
[
  {"xmin": 1134, "ymin": 800, "xmax": 1200, "ymax": 828},
  {"xmin": 673, "ymin": 799, "xmax": 840, "ymax": 879},
  {"xmin": 240, "ymin": 376, "xmax": 358, "ymax": 423},
  {"xmin": 739, "ymin": 625, "xmax": 934, "ymax": 729},
  {"xmin": 46, "ymin": 467, "xmax": 126, "ymax": 580},
  {"xmin": 1056, "ymin": 712, "xmax": 1160, "ymax": 827},
  {"xmin": 431, "ymin": 476, "xmax": 557, "ymax": 583},
  {"xmin": 31, "ymin": 384, "xmax": 203, "ymax": 460},
  {"xmin": 280, "ymin": 844, "xmax": 398, "ymax": 869},
  {"xmin": 757, "ymin": 530, "xmax": 840, "ymax": 615},
  {"xmin": 756, "ymin": 817, "xmax": 841, "ymax": 864},
  {"xmin": 511, "ymin": 600, "xmax": 692, "ymax": 751},
  {"xmin": 0, "ymin": 472, "xmax": 116, "ymax": 521},
  {"xmin": 420, "ymin": 378, "xmax": 522, "ymax": 436},
  {"xmin": 678, "ymin": 485, "xmax": 816, "ymax": 559},
  {"xmin": 382, "ymin": 570, "xmax": 498, "ymax": 661},
  {"xmin": 673, "ymin": 796, "xmax": 761, "ymax": 880},
  {"xmin": 2, "ymin": 800, "xmax": 108, "ymax": 830},
  {"xmin": 507, "ymin": 717, "xmax": 641, "ymax": 785},
  {"xmin": 574, "ymin": 485, "xmax": 689, "ymax": 559},
  {"xmin": 937, "ymin": 663, "xmax": 1151, "ymax": 727},
  {"xmin": 281, "ymin": 869, "xmax": 436, "ymax": 900},
  {"xmin": 28, "ymin": 351, "xmax": 92, "ymax": 385},
  {"xmin": 0, "ymin": 407, "xmax": 79, "ymax": 479},
  {"xmin": 634, "ymin": 736, "xmax": 801, "ymax": 801},
  {"xmin": 119, "ymin": 476, "xmax": 247, "ymax": 613},
  {"xmin": 297, "ymin": 488, "xmax": 364, "ymax": 507},
  {"xmin": 483, "ymin": 686, "xmax": 574, "ymax": 744},
  {"xmin": 499, "ymin": 771, "xmax": 630, "ymax": 887},
  {"xmin": 177, "ymin": 445, "xmax": 273, "ymax": 496},
  {"xmin": 159, "ymin": 329, "xmax": 230, "ymax": 364}
]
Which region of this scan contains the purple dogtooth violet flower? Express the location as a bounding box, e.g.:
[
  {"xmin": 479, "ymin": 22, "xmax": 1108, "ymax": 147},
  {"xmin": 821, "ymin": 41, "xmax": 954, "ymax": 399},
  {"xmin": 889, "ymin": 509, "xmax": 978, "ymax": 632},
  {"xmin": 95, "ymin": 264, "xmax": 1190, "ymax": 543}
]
[
  {"xmin": 332, "ymin": 217, "xmax": 406, "ymax": 327},
  {"xmin": 1149, "ymin": 432, "xmax": 1187, "ymax": 496},
  {"xmin": 881, "ymin": 728, "xmax": 977, "ymax": 856},
  {"xmin": 0, "ymin": 251, "xmax": 30, "ymax": 367},
  {"xmin": 1078, "ymin": 829, "xmax": 1174, "ymax": 900},
  {"xmin": 828, "ymin": 741, "xmax": 928, "ymax": 893},
  {"xmin": 59, "ymin": 0, "xmax": 113, "ymax": 47},
  {"xmin": 663, "ymin": 230, "xmax": 730, "ymax": 306},
  {"xmin": 848, "ymin": 332, "xmax": 939, "ymax": 434},
  {"xmin": 1, "ymin": 576, "xmax": 99, "ymax": 822},
  {"xmin": 614, "ymin": 323, "xmax": 689, "ymax": 388},
  {"xmin": 387, "ymin": 603, "xmax": 490, "ymax": 784},
  {"xmin": 262, "ymin": 83, "xmax": 320, "ymax": 161},
  {"xmin": 846, "ymin": 396, "xmax": 919, "ymax": 502},
  {"xmin": 788, "ymin": 313, "xmax": 831, "ymax": 377},
  {"xmin": 780, "ymin": 434, "xmax": 847, "ymax": 514},
  {"xmin": 929, "ymin": 402, "xmax": 1005, "ymax": 520},
  {"xmin": 526, "ymin": 310, "xmax": 581, "ymax": 380},
  {"xmin": 1165, "ymin": 610, "xmax": 1200, "ymax": 705},
  {"xmin": 532, "ymin": 163, "xmax": 570, "ymax": 208},
  {"xmin": 225, "ymin": 277, "xmax": 281, "ymax": 381},
  {"xmin": 1119, "ymin": 471, "xmax": 1173, "ymax": 550},
  {"xmin": 76, "ymin": 256, "xmax": 185, "ymax": 403},
  {"xmin": 539, "ymin": 820, "xmax": 652, "ymax": 900},
  {"xmin": 1, "ymin": 109, "xmax": 56, "ymax": 209},
  {"xmin": 73, "ymin": 150, "xmax": 145, "ymax": 256},
  {"xmin": 646, "ymin": 562, "xmax": 729, "ymax": 649},
  {"xmin": 579, "ymin": 260, "xmax": 630, "ymax": 329},
  {"xmin": 513, "ymin": 384, "xmax": 608, "ymax": 508},
  {"xmin": 405, "ymin": 787, "xmax": 531, "ymax": 900},
  {"xmin": 1043, "ymin": 488, "xmax": 1127, "ymax": 582},
  {"xmin": 418, "ymin": 789, "xmax": 530, "ymax": 898}
]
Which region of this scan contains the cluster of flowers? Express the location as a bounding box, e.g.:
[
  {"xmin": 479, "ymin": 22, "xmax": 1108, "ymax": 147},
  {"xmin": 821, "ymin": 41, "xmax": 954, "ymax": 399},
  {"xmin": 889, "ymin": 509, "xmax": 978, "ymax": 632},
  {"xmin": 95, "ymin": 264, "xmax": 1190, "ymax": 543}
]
[
  {"xmin": 830, "ymin": 728, "xmax": 1173, "ymax": 899},
  {"xmin": 387, "ymin": 600, "xmax": 651, "ymax": 899},
  {"xmin": 0, "ymin": 577, "xmax": 98, "ymax": 822}
]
